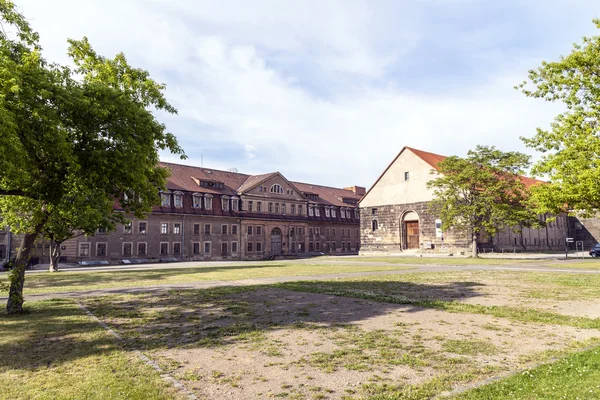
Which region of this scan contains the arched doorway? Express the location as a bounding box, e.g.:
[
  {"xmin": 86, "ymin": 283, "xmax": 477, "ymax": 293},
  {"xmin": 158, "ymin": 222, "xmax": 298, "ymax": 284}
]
[
  {"xmin": 401, "ymin": 211, "xmax": 420, "ymax": 250},
  {"xmin": 271, "ymin": 227, "xmax": 282, "ymax": 255}
]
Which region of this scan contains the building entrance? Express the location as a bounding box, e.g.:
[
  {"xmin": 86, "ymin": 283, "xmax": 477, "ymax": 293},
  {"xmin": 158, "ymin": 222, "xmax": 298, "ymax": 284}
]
[{"xmin": 271, "ymin": 228, "xmax": 282, "ymax": 255}]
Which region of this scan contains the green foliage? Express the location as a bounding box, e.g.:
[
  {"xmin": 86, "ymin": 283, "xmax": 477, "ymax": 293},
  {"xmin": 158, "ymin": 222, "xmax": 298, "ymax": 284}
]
[
  {"xmin": 426, "ymin": 146, "xmax": 540, "ymax": 248},
  {"xmin": 519, "ymin": 19, "xmax": 600, "ymax": 217},
  {"xmin": 0, "ymin": 0, "xmax": 185, "ymax": 310}
]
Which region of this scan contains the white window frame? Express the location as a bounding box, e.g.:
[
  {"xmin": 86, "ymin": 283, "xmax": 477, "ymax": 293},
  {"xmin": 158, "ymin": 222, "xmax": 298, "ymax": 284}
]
[
  {"xmin": 160, "ymin": 222, "xmax": 169, "ymax": 234},
  {"xmin": 232, "ymin": 197, "xmax": 239, "ymax": 211},
  {"xmin": 247, "ymin": 200, "xmax": 253, "ymax": 212},
  {"xmin": 173, "ymin": 223, "xmax": 181, "ymax": 235},
  {"xmin": 221, "ymin": 224, "xmax": 228, "ymax": 235},
  {"xmin": 231, "ymin": 225, "xmax": 238, "ymax": 235},
  {"xmin": 123, "ymin": 220, "xmax": 132, "ymax": 234},
  {"xmin": 315, "ymin": 207, "xmax": 320, "ymax": 217},
  {"xmin": 193, "ymin": 193, "xmax": 202, "ymax": 208},
  {"xmin": 221, "ymin": 196, "xmax": 230, "ymax": 211},
  {"xmin": 331, "ymin": 208, "xmax": 337, "ymax": 218},
  {"xmin": 341, "ymin": 208, "xmax": 346, "ymax": 219},
  {"xmin": 291, "ymin": 204, "xmax": 296, "ymax": 215},
  {"xmin": 160, "ymin": 191, "xmax": 171, "ymax": 207},
  {"xmin": 137, "ymin": 242, "xmax": 147, "ymax": 256},
  {"xmin": 159, "ymin": 242, "xmax": 169, "ymax": 255},
  {"xmin": 173, "ymin": 191, "xmax": 184, "ymax": 208},
  {"xmin": 308, "ymin": 206, "xmax": 314, "ymax": 217},
  {"xmin": 204, "ymin": 224, "xmax": 211, "ymax": 235},
  {"xmin": 325, "ymin": 207, "xmax": 330, "ymax": 218},
  {"xmin": 204, "ymin": 194, "xmax": 213, "ymax": 210},
  {"xmin": 79, "ymin": 243, "xmax": 90, "ymax": 257},
  {"xmin": 138, "ymin": 221, "xmax": 147, "ymax": 234},
  {"xmin": 122, "ymin": 242, "xmax": 133, "ymax": 256}
]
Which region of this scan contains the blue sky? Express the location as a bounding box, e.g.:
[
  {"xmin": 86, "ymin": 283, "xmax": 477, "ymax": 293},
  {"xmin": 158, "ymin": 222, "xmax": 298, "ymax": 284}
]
[{"xmin": 18, "ymin": 0, "xmax": 600, "ymax": 188}]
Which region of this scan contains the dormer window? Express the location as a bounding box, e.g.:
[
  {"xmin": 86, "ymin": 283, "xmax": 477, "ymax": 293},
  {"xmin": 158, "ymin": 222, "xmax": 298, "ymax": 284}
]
[
  {"xmin": 199, "ymin": 180, "xmax": 224, "ymax": 189},
  {"xmin": 270, "ymin": 184, "xmax": 284, "ymax": 194},
  {"xmin": 308, "ymin": 206, "xmax": 314, "ymax": 216},
  {"xmin": 354, "ymin": 208, "xmax": 360, "ymax": 219},
  {"xmin": 173, "ymin": 191, "xmax": 183, "ymax": 208},
  {"xmin": 160, "ymin": 191, "xmax": 171, "ymax": 207},
  {"xmin": 193, "ymin": 193, "xmax": 202, "ymax": 208},
  {"xmin": 315, "ymin": 207, "xmax": 320, "ymax": 217},
  {"xmin": 325, "ymin": 207, "xmax": 331, "ymax": 217},
  {"xmin": 232, "ymin": 197, "xmax": 239, "ymax": 211},
  {"xmin": 204, "ymin": 194, "xmax": 213, "ymax": 210},
  {"xmin": 221, "ymin": 196, "xmax": 230, "ymax": 211},
  {"xmin": 331, "ymin": 208, "xmax": 337, "ymax": 218},
  {"xmin": 341, "ymin": 208, "xmax": 346, "ymax": 219}
]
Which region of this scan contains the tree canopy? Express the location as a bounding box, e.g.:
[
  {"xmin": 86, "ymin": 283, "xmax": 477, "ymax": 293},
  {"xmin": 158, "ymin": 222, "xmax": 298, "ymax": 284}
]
[
  {"xmin": 0, "ymin": 0, "xmax": 185, "ymax": 313},
  {"xmin": 519, "ymin": 19, "xmax": 600, "ymax": 217},
  {"xmin": 427, "ymin": 146, "xmax": 540, "ymax": 257}
]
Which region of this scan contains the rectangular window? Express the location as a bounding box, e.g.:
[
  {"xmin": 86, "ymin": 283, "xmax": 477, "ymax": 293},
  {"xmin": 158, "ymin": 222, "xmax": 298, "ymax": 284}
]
[
  {"xmin": 315, "ymin": 207, "xmax": 320, "ymax": 217},
  {"xmin": 291, "ymin": 204, "xmax": 296, "ymax": 214},
  {"xmin": 257, "ymin": 202, "xmax": 262, "ymax": 212},
  {"xmin": 325, "ymin": 208, "xmax": 330, "ymax": 217},
  {"xmin": 173, "ymin": 242, "xmax": 181, "ymax": 255},
  {"xmin": 231, "ymin": 225, "xmax": 238, "ymax": 235},
  {"xmin": 248, "ymin": 225, "xmax": 253, "ymax": 235},
  {"xmin": 79, "ymin": 243, "xmax": 90, "ymax": 257},
  {"xmin": 161, "ymin": 192, "xmax": 170, "ymax": 207},
  {"xmin": 309, "ymin": 206, "xmax": 314, "ymax": 216},
  {"xmin": 204, "ymin": 224, "xmax": 211, "ymax": 235},
  {"xmin": 221, "ymin": 242, "xmax": 228, "ymax": 254},
  {"xmin": 174, "ymin": 193, "xmax": 183, "ymax": 208},
  {"xmin": 275, "ymin": 203, "xmax": 279, "ymax": 213},
  {"xmin": 139, "ymin": 222, "xmax": 147, "ymax": 234},
  {"xmin": 193, "ymin": 224, "xmax": 200, "ymax": 235},
  {"xmin": 341, "ymin": 209, "xmax": 346, "ymax": 219},
  {"xmin": 173, "ymin": 223, "xmax": 181, "ymax": 235},
  {"xmin": 232, "ymin": 198, "xmax": 239, "ymax": 211},
  {"xmin": 332, "ymin": 228, "xmax": 336, "ymax": 237},
  {"xmin": 138, "ymin": 242, "xmax": 147, "ymax": 255},
  {"xmin": 97, "ymin": 227, "xmax": 107, "ymax": 234},
  {"xmin": 161, "ymin": 222, "xmax": 169, "ymax": 234},
  {"xmin": 315, "ymin": 242, "xmax": 320, "ymax": 251},
  {"xmin": 326, "ymin": 228, "xmax": 330, "ymax": 237},
  {"xmin": 290, "ymin": 227, "xmax": 295, "ymax": 236},
  {"xmin": 298, "ymin": 227, "xmax": 303, "ymax": 235},
  {"xmin": 309, "ymin": 242, "xmax": 314, "ymax": 252},
  {"xmin": 222, "ymin": 197, "xmax": 229, "ymax": 211},
  {"xmin": 248, "ymin": 200, "xmax": 253, "ymax": 212},
  {"xmin": 231, "ymin": 242, "xmax": 238, "ymax": 253},
  {"xmin": 309, "ymin": 227, "xmax": 313, "ymax": 236},
  {"xmin": 222, "ymin": 224, "xmax": 228, "ymax": 235},
  {"xmin": 347, "ymin": 229, "xmax": 350, "ymax": 237},
  {"xmin": 298, "ymin": 205, "xmax": 303, "ymax": 215},
  {"xmin": 268, "ymin": 202, "xmax": 273, "ymax": 213},
  {"xmin": 247, "ymin": 242, "xmax": 253, "ymax": 252},
  {"xmin": 256, "ymin": 226, "xmax": 262, "ymax": 235},
  {"xmin": 256, "ymin": 242, "xmax": 262, "ymax": 252},
  {"xmin": 97, "ymin": 243, "xmax": 107, "ymax": 257},
  {"xmin": 123, "ymin": 242, "xmax": 133, "ymax": 256},
  {"xmin": 160, "ymin": 242, "xmax": 169, "ymax": 255},
  {"xmin": 193, "ymin": 195, "xmax": 202, "ymax": 208},
  {"xmin": 282, "ymin": 204, "xmax": 286, "ymax": 214},
  {"xmin": 204, "ymin": 196, "xmax": 213, "ymax": 210},
  {"xmin": 404, "ymin": 171, "xmax": 409, "ymax": 181},
  {"xmin": 315, "ymin": 228, "xmax": 320, "ymax": 235},
  {"xmin": 204, "ymin": 242, "xmax": 211, "ymax": 254},
  {"xmin": 193, "ymin": 242, "xmax": 200, "ymax": 255},
  {"xmin": 331, "ymin": 208, "xmax": 336, "ymax": 218},
  {"xmin": 124, "ymin": 221, "xmax": 132, "ymax": 234}
]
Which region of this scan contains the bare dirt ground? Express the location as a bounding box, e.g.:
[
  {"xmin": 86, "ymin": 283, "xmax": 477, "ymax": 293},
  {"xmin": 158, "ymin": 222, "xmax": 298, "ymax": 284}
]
[{"xmin": 125, "ymin": 287, "xmax": 600, "ymax": 400}]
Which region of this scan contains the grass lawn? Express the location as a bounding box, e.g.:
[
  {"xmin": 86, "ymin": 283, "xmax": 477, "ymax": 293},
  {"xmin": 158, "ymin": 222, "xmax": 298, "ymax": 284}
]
[
  {"xmin": 0, "ymin": 299, "xmax": 179, "ymax": 400},
  {"xmin": 339, "ymin": 256, "xmax": 543, "ymax": 265},
  {"xmin": 455, "ymin": 345, "xmax": 600, "ymax": 399},
  {"xmin": 0, "ymin": 262, "xmax": 410, "ymax": 295}
]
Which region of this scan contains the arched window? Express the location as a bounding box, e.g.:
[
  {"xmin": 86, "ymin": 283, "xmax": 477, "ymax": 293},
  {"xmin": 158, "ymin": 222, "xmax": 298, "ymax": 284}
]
[
  {"xmin": 270, "ymin": 184, "xmax": 284, "ymax": 194},
  {"xmin": 372, "ymin": 219, "xmax": 378, "ymax": 231}
]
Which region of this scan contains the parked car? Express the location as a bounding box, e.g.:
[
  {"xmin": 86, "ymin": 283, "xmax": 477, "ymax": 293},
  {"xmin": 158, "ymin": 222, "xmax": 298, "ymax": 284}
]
[{"xmin": 589, "ymin": 244, "xmax": 600, "ymax": 257}]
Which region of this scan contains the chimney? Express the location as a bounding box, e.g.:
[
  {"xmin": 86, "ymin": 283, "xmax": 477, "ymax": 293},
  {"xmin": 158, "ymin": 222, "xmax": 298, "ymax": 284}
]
[{"xmin": 344, "ymin": 186, "xmax": 366, "ymax": 196}]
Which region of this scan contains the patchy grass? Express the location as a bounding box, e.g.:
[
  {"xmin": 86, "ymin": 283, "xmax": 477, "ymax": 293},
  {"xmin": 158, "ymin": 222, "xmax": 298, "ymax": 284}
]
[
  {"xmin": 0, "ymin": 299, "xmax": 178, "ymax": 400},
  {"xmin": 455, "ymin": 345, "xmax": 600, "ymax": 399},
  {"xmin": 442, "ymin": 339, "xmax": 498, "ymax": 356},
  {"xmin": 2, "ymin": 262, "xmax": 410, "ymax": 295},
  {"xmin": 347, "ymin": 256, "xmax": 544, "ymax": 265}
]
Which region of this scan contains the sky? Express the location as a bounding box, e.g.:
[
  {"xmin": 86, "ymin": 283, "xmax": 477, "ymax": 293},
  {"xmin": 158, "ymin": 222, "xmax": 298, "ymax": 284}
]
[{"xmin": 16, "ymin": 0, "xmax": 600, "ymax": 188}]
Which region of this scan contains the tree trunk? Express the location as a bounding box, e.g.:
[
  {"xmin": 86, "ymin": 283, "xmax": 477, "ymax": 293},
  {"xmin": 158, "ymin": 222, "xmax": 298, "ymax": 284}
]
[
  {"xmin": 472, "ymin": 234, "xmax": 478, "ymax": 258},
  {"xmin": 6, "ymin": 222, "xmax": 45, "ymax": 314},
  {"xmin": 49, "ymin": 241, "xmax": 61, "ymax": 272}
]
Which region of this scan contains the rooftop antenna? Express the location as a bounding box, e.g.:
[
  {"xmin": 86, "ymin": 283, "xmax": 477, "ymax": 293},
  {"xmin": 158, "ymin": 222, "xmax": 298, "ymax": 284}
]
[{"xmin": 228, "ymin": 167, "xmax": 238, "ymax": 173}]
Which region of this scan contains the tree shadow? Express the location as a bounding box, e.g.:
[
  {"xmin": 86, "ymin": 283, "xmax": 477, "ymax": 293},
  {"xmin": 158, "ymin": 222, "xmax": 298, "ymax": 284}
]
[{"xmin": 0, "ymin": 280, "xmax": 487, "ymax": 371}]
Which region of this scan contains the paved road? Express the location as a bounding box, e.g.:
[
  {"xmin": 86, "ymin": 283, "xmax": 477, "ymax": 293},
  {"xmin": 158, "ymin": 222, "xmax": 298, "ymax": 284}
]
[{"xmin": 3, "ymin": 261, "xmax": 600, "ymax": 302}]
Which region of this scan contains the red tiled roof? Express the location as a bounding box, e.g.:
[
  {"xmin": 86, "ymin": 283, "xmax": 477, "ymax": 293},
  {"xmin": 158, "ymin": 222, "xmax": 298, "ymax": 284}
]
[
  {"xmin": 158, "ymin": 162, "xmax": 360, "ymax": 207},
  {"xmin": 405, "ymin": 147, "xmax": 446, "ymax": 170}
]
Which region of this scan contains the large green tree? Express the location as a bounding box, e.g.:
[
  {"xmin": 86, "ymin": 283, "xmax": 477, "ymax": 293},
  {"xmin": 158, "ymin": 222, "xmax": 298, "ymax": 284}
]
[
  {"xmin": 0, "ymin": 1, "xmax": 185, "ymax": 313},
  {"xmin": 427, "ymin": 146, "xmax": 540, "ymax": 257},
  {"xmin": 519, "ymin": 19, "xmax": 600, "ymax": 217}
]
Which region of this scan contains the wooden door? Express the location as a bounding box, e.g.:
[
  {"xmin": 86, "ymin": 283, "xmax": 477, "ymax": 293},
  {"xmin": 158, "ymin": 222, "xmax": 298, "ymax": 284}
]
[{"xmin": 405, "ymin": 221, "xmax": 420, "ymax": 249}]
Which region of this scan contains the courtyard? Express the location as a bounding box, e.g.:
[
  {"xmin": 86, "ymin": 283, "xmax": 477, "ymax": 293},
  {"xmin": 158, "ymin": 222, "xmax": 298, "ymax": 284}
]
[{"xmin": 2, "ymin": 256, "xmax": 600, "ymax": 399}]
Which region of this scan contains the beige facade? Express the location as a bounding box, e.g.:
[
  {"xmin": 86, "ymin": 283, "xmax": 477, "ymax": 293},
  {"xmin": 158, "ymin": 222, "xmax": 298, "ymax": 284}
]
[{"xmin": 360, "ymin": 147, "xmax": 570, "ymax": 254}]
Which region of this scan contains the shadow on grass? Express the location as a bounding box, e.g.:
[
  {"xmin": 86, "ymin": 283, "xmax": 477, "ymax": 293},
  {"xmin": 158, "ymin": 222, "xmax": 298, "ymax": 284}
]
[{"xmin": 0, "ymin": 280, "xmax": 486, "ymax": 371}]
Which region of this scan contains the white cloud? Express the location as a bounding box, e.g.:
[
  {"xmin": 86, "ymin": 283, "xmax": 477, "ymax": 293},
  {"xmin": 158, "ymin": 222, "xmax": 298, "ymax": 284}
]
[{"xmin": 16, "ymin": 0, "xmax": 598, "ymax": 188}]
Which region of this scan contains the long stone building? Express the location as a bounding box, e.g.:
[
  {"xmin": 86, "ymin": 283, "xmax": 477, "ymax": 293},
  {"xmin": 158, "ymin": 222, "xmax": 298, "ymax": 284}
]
[
  {"xmin": 2, "ymin": 162, "xmax": 364, "ymax": 265},
  {"xmin": 359, "ymin": 147, "xmax": 572, "ymax": 254}
]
